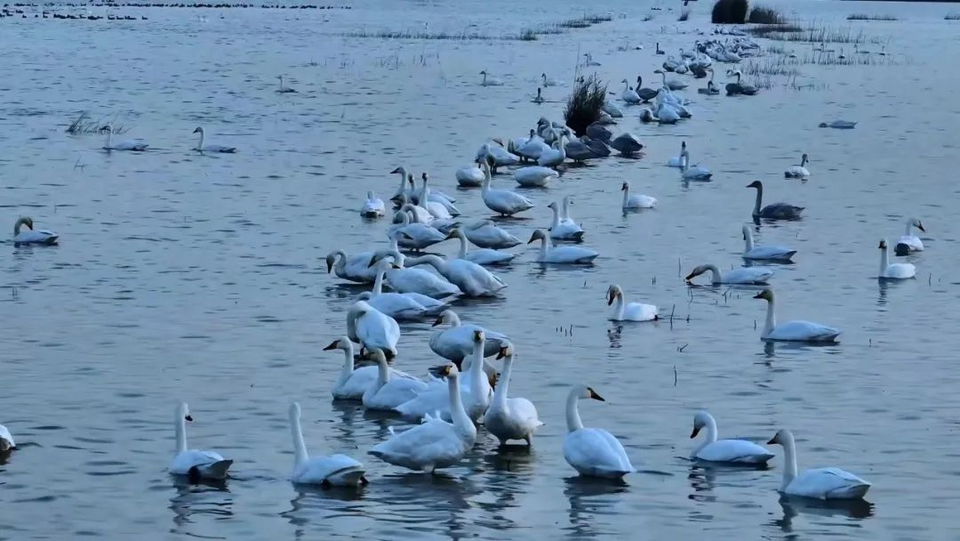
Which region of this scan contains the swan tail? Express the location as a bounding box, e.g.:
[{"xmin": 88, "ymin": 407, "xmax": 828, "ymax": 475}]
[{"xmin": 198, "ymin": 459, "xmax": 233, "ymax": 479}]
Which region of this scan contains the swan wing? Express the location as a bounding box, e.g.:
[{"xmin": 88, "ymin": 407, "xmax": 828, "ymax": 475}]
[
  {"xmin": 545, "ymin": 246, "xmax": 599, "ymax": 264},
  {"xmin": 622, "ymin": 302, "xmax": 658, "ymax": 321},
  {"xmin": 896, "ymin": 235, "xmax": 923, "ymax": 251},
  {"xmin": 293, "ymin": 454, "xmax": 364, "ymax": 485},
  {"xmin": 364, "ymin": 378, "xmax": 430, "ymax": 410},
  {"xmin": 464, "ymin": 249, "xmax": 515, "ymax": 266},
  {"xmin": 564, "ymin": 428, "xmax": 633, "ymax": 476},
  {"xmin": 365, "ymin": 293, "xmax": 428, "ymax": 320},
  {"xmin": 394, "ymin": 388, "xmax": 450, "ymax": 419},
  {"xmin": 882, "ymin": 263, "xmax": 916, "ymax": 279},
  {"xmin": 767, "ymin": 320, "xmax": 840, "ymax": 342},
  {"xmin": 787, "ymin": 468, "xmax": 870, "ymax": 499},
  {"xmin": 745, "ymin": 246, "xmax": 796, "ymax": 261},
  {"xmin": 357, "ymin": 309, "xmax": 400, "ymax": 354},
  {"xmin": 171, "ymin": 449, "xmax": 227, "ymax": 475},
  {"xmin": 13, "ymin": 230, "xmax": 59, "ymax": 245},
  {"xmin": 370, "ymin": 418, "xmax": 471, "ymax": 470},
  {"xmin": 695, "ymin": 439, "xmax": 774, "ymax": 464},
  {"xmin": 334, "ymin": 366, "xmax": 379, "ymax": 400},
  {"xmin": 726, "ymin": 266, "xmax": 774, "ymax": 284}
]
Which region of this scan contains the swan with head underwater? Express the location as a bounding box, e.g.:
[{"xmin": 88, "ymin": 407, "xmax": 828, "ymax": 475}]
[
  {"xmin": 563, "ymin": 385, "xmax": 635, "ymax": 478},
  {"xmin": 13, "ymin": 217, "xmax": 58, "ymax": 245},
  {"xmin": 547, "ymin": 200, "xmax": 584, "ymax": 241},
  {"xmin": 323, "ymin": 337, "xmax": 416, "ymax": 401},
  {"xmin": 784, "ymin": 153, "xmax": 810, "ymax": 179},
  {"xmin": 690, "ymin": 411, "xmax": 775, "ymax": 465},
  {"xmin": 170, "ymin": 402, "xmax": 233, "ymax": 481},
  {"xmin": 101, "ymin": 125, "xmax": 148, "ymax": 151},
  {"xmin": 753, "ymin": 289, "xmax": 841, "ymax": 342},
  {"xmin": 877, "ymin": 239, "xmax": 916, "ymax": 279},
  {"xmin": 483, "ymin": 342, "xmax": 543, "ymax": 446},
  {"xmin": 606, "ymin": 284, "xmax": 658, "ymax": 322},
  {"xmin": 192, "ymin": 127, "xmax": 237, "ymax": 153},
  {"xmin": 686, "ymin": 264, "xmax": 774, "ymax": 285},
  {"xmin": 895, "ymin": 217, "xmax": 925, "ymax": 255},
  {"xmin": 767, "ymin": 428, "xmax": 871, "ymax": 499},
  {"xmin": 747, "ymin": 180, "xmax": 804, "ymax": 220},
  {"xmin": 742, "ymin": 225, "xmax": 796, "ymax": 262},
  {"xmin": 288, "ymin": 402, "xmax": 367, "ymax": 486},
  {"xmin": 528, "ymin": 229, "xmax": 598, "ymax": 264}
]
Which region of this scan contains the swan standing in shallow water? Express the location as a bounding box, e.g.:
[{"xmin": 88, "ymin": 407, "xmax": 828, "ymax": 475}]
[
  {"xmin": 621, "ymin": 182, "xmax": 657, "ymax": 210},
  {"xmin": 360, "ymin": 191, "xmax": 385, "ymax": 218},
  {"xmin": 370, "ymin": 363, "xmax": 477, "ymax": 473},
  {"xmin": 563, "ymin": 385, "xmax": 634, "ymax": 478},
  {"xmin": 895, "ymin": 217, "xmax": 925, "ymax": 255},
  {"xmin": 429, "ymin": 309, "xmax": 509, "ymax": 363},
  {"xmin": 192, "ymin": 127, "xmax": 236, "ymax": 153},
  {"xmin": 686, "ymin": 264, "xmax": 774, "ymax": 285},
  {"xmin": 742, "ymin": 225, "xmax": 796, "ymax": 262},
  {"xmin": 289, "ymin": 402, "xmax": 367, "ymax": 486},
  {"xmin": 667, "ymin": 141, "xmax": 687, "ymax": 167},
  {"xmin": 361, "ymin": 350, "xmax": 429, "ymax": 410},
  {"xmin": 690, "ymin": 411, "xmax": 774, "ymax": 465},
  {"xmin": 767, "ymin": 428, "xmax": 871, "ymax": 500},
  {"xmin": 347, "ymin": 300, "xmax": 400, "ymax": 358},
  {"xmin": 481, "ymin": 161, "xmax": 534, "ymax": 216},
  {"xmin": 528, "ymin": 229, "xmax": 598, "ymax": 264},
  {"xmin": 784, "ymin": 153, "xmax": 810, "ymax": 179},
  {"xmin": 13, "ymin": 217, "xmax": 58, "ymax": 245},
  {"xmin": 547, "ymin": 201, "xmax": 584, "ymax": 241},
  {"xmin": 101, "ymin": 125, "xmax": 148, "ymax": 151},
  {"xmin": 479, "ymin": 70, "xmax": 504, "ymax": 86},
  {"xmin": 877, "ymin": 240, "xmax": 916, "ymax": 279},
  {"xmin": 0, "ymin": 424, "xmax": 15, "ymax": 452},
  {"xmin": 607, "ymin": 284, "xmax": 658, "ymax": 322},
  {"xmin": 170, "ymin": 403, "xmax": 233, "ymax": 480},
  {"xmin": 747, "ymin": 180, "xmax": 804, "ymax": 220},
  {"xmin": 483, "ymin": 343, "xmax": 542, "ymax": 446},
  {"xmin": 276, "ymin": 75, "xmax": 297, "ymax": 93},
  {"xmin": 324, "ymin": 337, "xmax": 414, "ymax": 401},
  {"xmin": 448, "ymin": 227, "xmax": 515, "ymax": 266},
  {"xmin": 753, "ymin": 289, "xmax": 841, "ymax": 342}
]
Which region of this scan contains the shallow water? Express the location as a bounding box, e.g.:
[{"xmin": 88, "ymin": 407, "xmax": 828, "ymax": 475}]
[{"xmin": 2, "ymin": 0, "xmax": 960, "ymax": 538}]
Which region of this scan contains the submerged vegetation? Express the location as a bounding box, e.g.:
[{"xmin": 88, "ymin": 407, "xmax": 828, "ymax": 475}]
[
  {"xmin": 342, "ymin": 13, "xmax": 612, "ymax": 42},
  {"xmin": 564, "ymin": 74, "xmax": 607, "ymax": 138}
]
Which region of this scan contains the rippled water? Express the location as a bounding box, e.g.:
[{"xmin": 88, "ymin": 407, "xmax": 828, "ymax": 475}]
[{"xmin": 3, "ymin": 0, "xmax": 960, "ymax": 538}]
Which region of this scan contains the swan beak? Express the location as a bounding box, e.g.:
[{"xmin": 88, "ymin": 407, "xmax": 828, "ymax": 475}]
[
  {"xmin": 431, "ymin": 315, "xmax": 444, "ymax": 327},
  {"xmin": 322, "ymin": 340, "xmax": 339, "ymax": 351},
  {"xmin": 496, "ymin": 346, "xmax": 508, "ymax": 360},
  {"xmin": 589, "ymin": 390, "xmax": 605, "ymax": 402},
  {"xmin": 325, "ymin": 259, "xmax": 333, "ymax": 273},
  {"xmin": 193, "ymin": 127, "xmax": 201, "ymax": 134},
  {"xmin": 391, "ymin": 264, "xmax": 401, "ymax": 270},
  {"xmin": 752, "ymin": 292, "xmax": 764, "ymax": 299},
  {"xmin": 878, "ymin": 241, "xmax": 885, "ymax": 249},
  {"xmin": 526, "ymin": 233, "xmax": 538, "ymax": 244},
  {"xmin": 606, "ymin": 292, "xmax": 615, "ymax": 306},
  {"xmin": 390, "ymin": 167, "xmax": 402, "ymax": 174},
  {"xmin": 184, "ymin": 415, "xmax": 193, "ymax": 422},
  {"xmin": 918, "ymin": 223, "xmax": 925, "ymax": 232},
  {"xmin": 690, "ymin": 426, "xmax": 700, "ymax": 439},
  {"xmin": 684, "ymin": 272, "xmax": 696, "ymax": 281},
  {"xmin": 766, "ymin": 436, "xmax": 777, "ymax": 445}
]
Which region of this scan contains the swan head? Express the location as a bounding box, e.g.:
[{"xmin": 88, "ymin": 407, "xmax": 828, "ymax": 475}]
[
  {"xmin": 322, "ymin": 336, "xmax": 352, "ymax": 352},
  {"xmin": 878, "ymin": 239, "xmax": 888, "ymax": 250},
  {"xmin": 421, "ymin": 172, "xmax": 430, "ymax": 185},
  {"xmin": 654, "ymin": 69, "xmax": 664, "ymax": 75},
  {"xmin": 432, "ymin": 309, "xmax": 457, "ymax": 327},
  {"xmin": 746, "ymin": 180, "xmax": 763, "ymax": 190},
  {"xmin": 428, "ymin": 363, "xmax": 460, "ymax": 380},
  {"xmin": 443, "ymin": 228, "xmax": 463, "ymax": 240},
  {"xmin": 390, "ymin": 166, "xmax": 406, "ymax": 175},
  {"xmin": 818, "ymin": 122, "xmax": 828, "ymax": 128},
  {"xmin": 472, "ymin": 329, "xmax": 485, "ymax": 344},
  {"xmin": 178, "ymin": 402, "xmax": 193, "ymax": 422},
  {"xmin": 753, "ymin": 288, "xmax": 774, "ymax": 302},
  {"xmin": 606, "ymin": 284, "xmax": 624, "ymax": 305},
  {"xmin": 193, "ymin": 127, "xmax": 203, "ymax": 134},
  {"xmin": 620, "ymin": 181, "xmax": 629, "ymax": 192},
  {"xmin": 909, "ymin": 218, "xmax": 925, "ymax": 232},
  {"xmin": 349, "ymin": 300, "xmax": 372, "ymax": 317},
  {"xmin": 407, "ymin": 174, "xmax": 415, "ymax": 187},
  {"xmin": 767, "ymin": 428, "xmax": 794, "ymax": 446},
  {"xmin": 801, "ymin": 152, "xmax": 808, "ymax": 162},
  {"xmin": 527, "ymin": 229, "xmax": 547, "ymax": 244},
  {"xmin": 547, "ymin": 201, "xmax": 557, "ymax": 210},
  {"xmin": 288, "ymin": 401, "xmax": 301, "ymax": 420},
  {"xmin": 575, "ymin": 384, "xmax": 605, "ymax": 401},
  {"xmin": 491, "ymin": 138, "xmax": 505, "ymax": 148},
  {"xmin": 495, "ymin": 341, "xmax": 514, "ymax": 360},
  {"xmin": 15, "ymin": 216, "xmax": 34, "ymax": 231},
  {"xmin": 99, "ymin": 124, "xmax": 113, "ymax": 133},
  {"xmin": 324, "ymin": 251, "xmax": 341, "ymax": 273},
  {"xmin": 685, "ymin": 265, "xmax": 709, "ymax": 282},
  {"xmin": 690, "ymin": 410, "xmax": 715, "ymax": 438},
  {"xmin": 621, "ymin": 78, "xmax": 629, "ymax": 84},
  {"xmin": 479, "ymin": 70, "xmax": 487, "ymax": 75}
]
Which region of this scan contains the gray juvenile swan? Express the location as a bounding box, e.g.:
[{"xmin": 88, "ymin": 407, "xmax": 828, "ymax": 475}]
[{"xmin": 747, "ymin": 180, "xmax": 804, "ymax": 220}]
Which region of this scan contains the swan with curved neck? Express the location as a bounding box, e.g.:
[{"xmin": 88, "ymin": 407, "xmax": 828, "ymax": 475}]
[
  {"xmin": 685, "ymin": 264, "xmax": 774, "ymax": 285},
  {"xmin": 767, "ymin": 428, "xmax": 871, "ymax": 499},
  {"xmin": 753, "ymin": 288, "xmax": 841, "ymax": 342},
  {"xmin": 690, "ymin": 411, "xmax": 774, "ymax": 464},
  {"xmin": 896, "ymin": 218, "xmax": 925, "ymax": 254},
  {"xmin": 527, "ymin": 228, "xmax": 598, "ymax": 264},
  {"xmin": 606, "ymin": 284, "xmax": 658, "ymax": 322},
  {"xmin": 878, "ymin": 239, "xmax": 916, "ymax": 279},
  {"xmin": 170, "ymin": 402, "xmax": 233, "ymax": 480},
  {"xmin": 192, "ymin": 126, "xmax": 237, "ymax": 153},
  {"xmin": 741, "ymin": 225, "xmax": 797, "ymax": 261},
  {"xmin": 621, "ymin": 181, "xmax": 657, "ymax": 209},
  {"xmin": 747, "ymin": 180, "xmax": 804, "ymax": 220},
  {"xmin": 563, "ymin": 385, "xmax": 634, "ymax": 478},
  {"xmin": 13, "ymin": 216, "xmax": 59, "ymax": 245}
]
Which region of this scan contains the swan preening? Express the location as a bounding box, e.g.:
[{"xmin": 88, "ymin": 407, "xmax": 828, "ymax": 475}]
[
  {"xmin": 607, "ymin": 284, "xmax": 658, "ymax": 322},
  {"xmin": 754, "ymin": 289, "xmax": 841, "ymax": 342},
  {"xmin": 747, "ymin": 180, "xmax": 804, "ymax": 220},
  {"xmin": 193, "ymin": 127, "xmax": 236, "ymax": 153},
  {"xmin": 170, "ymin": 403, "xmax": 233, "ymax": 481},
  {"xmin": 686, "ymin": 264, "xmax": 774, "ymax": 285},
  {"xmin": 742, "ymin": 225, "xmax": 796, "ymax": 262},
  {"xmin": 0, "ymin": 424, "xmax": 15, "ymax": 452},
  {"xmin": 690, "ymin": 411, "xmax": 775, "ymax": 465},
  {"xmin": 289, "ymin": 402, "xmax": 367, "ymax": 486},
  {"xmin": 101, "ymin": 125, "xmax": 148, "ymax": 151},
  {"xmin": 767, "ymin": 429, "xmax": 870, "ymax": 500},
  {"xmin": 877, "ymin": 239, "xmax": 916, "ymax": 279},
  {"xmin": 563, "ymin": 385, "xmax": 634, "ymax": 478},
  {"xmin": 13, "ymin": 217, "xmax": 58, "ymax": 245},
  {"xmin": 895, "ymin": 217, "xmax": 924, "ymax": 255}
]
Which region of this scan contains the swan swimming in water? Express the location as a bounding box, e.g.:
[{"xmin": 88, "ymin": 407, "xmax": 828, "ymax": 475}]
[
  {"xmin": 192, "ymin": 127, "xmax": 237, "ymax": 153},
  {"xmin": 447, "ymin": 227, "xmax": 515, "ymax": 266},
  {"xmin": 13, "ymin": 217, "xmax": 58, "ymax": 245},
  {"xmin": 528, "ymin": 229, "xmax": 598, "ymax": 264},
  {"xmin": 533, "ymin": 87, "xmax": 545, "ymax": 104},
  {"xmin": 742, "ymin": 225, "xmax": 796, "ymax": 262},
  {"xmin": 877, "ymin": 239, "xmax": 916, "ymax": 280},
  {"xmin": 541, "ymin": 73, "xmax": 560, "ymax": 87},
  {"xmin": 753, "ymin": 289, "xmax": 841, "ymax": 342},
  {"xmin": 680, "ymin": 151, "xmax": 712, "ymax": 181},
  {"xmin": 895, "ymin": 217, "xmax": 925, "ymax": 255},
  {"xmin": 463, "ymin": 219, "xmax": 522, "ymax": 249},
  {"xmin": 607, "ymin": 284, "xmax": 658, "ymax": 322},
  {"xmin": 690, "ymin": 411, "xmax": 775, "ymax": 465},
  {"xmin": 686, "ymin": 264, "xmax": 774, "ymax": 285},
  {"xmin": 360, "ymin": 191, "xmax": 386, "ymax": 218},
  {"xmin": 0, "ymin": 424, "xmax": 14, "ymax": 452},
  {"xmin": 429, "ymin": 309, "xmax": 509, "ymax": 363},
  {"xmin": 405, "ymin": 252, "xmax": 507, "ymax": 298},
  {"xmin": 563, "ymin": 385, "xmax": 635, "ymax": 478},
  {"xmin": 101, "ymin": 125, "xmax": 148, "ymax": 151},
  {"xmin": 667, "ymin": 141, "xmax": 687, "ymax": 167},
  {"xmin": 479, "ymin": 70, "xmax": 504, "ymax": 86},
  {"xmin": 620, "ymin": 79, "xmax": 642, "ymax": 104},
  {"xmin": 784, "ymin": 153, "xmax": 810, "ymax": 179},
  {"xmin": 455, "ymin": 163, "xmax": 485, "ymax": 187},
  {"xmin": 361, "ymin": 350, "xmax": 429, "ymax": 411},
  {"xmin": 767, "ymin": 428, "xmax": 871, "ymax": 499},
  {"xmin": 170, "ymin": 403, "xmax": 233, "ymax": 481},
  {"xmin": 547, "ymin": 201, "xmax": 585, "ymax": 241},
  {"xmin": 621, "ymin": 182, "xmax": 657, "ymax": 210},
  {"xmin": 323, "ymin": 337, "xmax": 414, "ymax": 401},
  {"xmin": 581, "ymin": 53, "xmax": 601, "ymax": 66},
  {"xmin": 359, "ymin": 259, "xmax": 451, "ymax": 320},
  {"xmin": 483, "ymin": 342, "xmax": 543, "ymax": 446},
  {"xmin": 747, "ymin": 180, "xmax": 804, "ymax": 220},
  {"xmin": 276, "ymin": 75, "xmax": 297, "ymax": 93},
  {"xmin": 289, "ymin": 402, "xmax": 367, "ymax": 486},
  {"xmin": 370, "ymin": 250, "xmax": 463, "ymax": 299}
]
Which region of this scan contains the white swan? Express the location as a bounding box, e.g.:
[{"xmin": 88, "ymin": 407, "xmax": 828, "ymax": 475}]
[
  {"xmin": 654, "ymin": 68, "xmax": 688, "ymax": 90},
  {"xmin": 480, "ymin": 70, "xmax": 504, "ymax": 86},
  {"xmin": 680, "ymin": 151, "xmax": 712, "ymax": 181},
  {"xmin": 370, "ymin": 364, "xmax": 477, "ymax": 472},
  {"xmin": 101, "ymin": 125, "xmax": 148, "ymax": 151},
  {"xmin": 690, "ymin": 411, "xmax": 774, "ymax": 465},
  {"xmin": 429, "ymin": 309, "xmax": 509, "ymax": 363},
  {"xmin": 753, "ymin": 289, "xmax": 841, "ymax": 342},
  {"xmin": 620, "ymin": 79, "xmax": 642, "ymax": 104},
  {"xmin": 481, "ymin": 161, "xmax": 534, "ymax": 216},
  {"xmin": 418, "ymin": 173, "xmax": 461, "ymax": 218},
  {"xmin": 289, "ymin": 402, "xmax": 367, "ymax": 486},
  {"xmin": 685, "ymin": 264, "xmax": 773, "ymax": 285},
  {"xmin": 602, "ymin": 101, "xmax": 624, "ymax": 118},
  {"xmin": 463, "ymin": 219, "xmax": 522, "ymax": 249},
  {"xmin": 360, "ymin": 191, "xmax": 385, "ymax": 218},
  {"xmin": 390, "ymin": 166, "xmax": 415, "ymax": 203},
  {"xmin": 388, "ymin": 210, "xmax": 446, "ymax": 251},
  {"xmin": 528, "ymin": 229, "xmax": 598, "ymax": 264},
  {"xmin": 742, "ymin": 225, "xmax": 796, "ymax": 262},
  {"xmin": 514, "ymin": 131, "xmax": 551, "ymax": 162},
  {"xmin": 483, "ymin": 342, "xmax": 543, "ymax": 445},
  {"xmin": 784, "ymin": 153, "xmax": 810, "ymax": 179},
  {"xmin": 170, "ymin": 403, "xmax": 233, "ymax": 480},
  {"xmin": 514, "ymin": 166, "xmax": 558, "ymax": 188},
  {"xmin": 406, "ymin": 253, "xmax": 507, "ymax": 297},
  {"xmin": 323, "ymin": 337, "xmax": 414, "ymax": 400},
  {"xmin": 621, "ymin": 182, "xmax": 657, "ymax": 210},
  {"xmin": 346, "ymin": 300, "xmax": 400, "ymax": 358},
  {"xmin": 607, "ymin": 284, "xmax": 658, "ymax": 322},
  {"xmin": 767, "ymin": 429, "xmax": 871, "ymax": 499},
  {"xmin": 448, "ymin": 227, "xmax": 515, "ymax": 266},
  {"xmin": 362, "ymin": 350, "xmax": 429, "ymax": 410},
  {"xmin": 477, "ymin": 142, "xmax": 520, "ymax": 169},
  {"xmin": 370, "ymin": 250, "xmax": 462, "ymax": 298},
  {"xmin": 538, "ymin": 134, "xmax": 568, "ymax": 169},
  {"xmin": 878, "ymin": 240, "xmax": 916, "ymax": 279},
  {"xmin": 563, "ymin": 385, "xmax": 634, "ymax": 478},
  {"xmin": 455, "ymin": 164, "xmax": 485, "ymax": 187},
  {"xmin": 12, "ymin": 217, "xmax": 58, "ymax": 245},
  {"xmin": 0, "ymin": 424, "xmax": 15, "ymax": 452},
  {"xmin": 560, "ymin": 195, "xmax": 577, "ymax": 223},
  {"xmin": 192, "ymin": 127, "xmax": 236, "ymax": 153},
  {"xmin": 326, "ymin": 249, "xmax": 378, "ymax": 284},
  {"xmin": 895, "ymin": 218, "xmax": 925, "ymax": 254},
  {"xmin": 360, "ymin": 259, "xmax": 449, "ymax": 319},
  {"xmin": 547, "ymin": 201, "xmax": 584, "ymax": 241},
  {"xmin": 541, "ymin": 72, "xmax": 560, "ymax": 87},
  {"xmin": 276, "ymin": 75, "xmax": 297, "ymax": 93},
  {"xmin": 581, "ymin": 53, "xmax": 601, "ymax": 67},
  {"xmin": 666, "ymin": 141, "xmax": 687, "ymax": 167}
]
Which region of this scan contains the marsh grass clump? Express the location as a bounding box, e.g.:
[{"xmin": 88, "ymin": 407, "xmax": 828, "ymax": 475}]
[
  {"xmin": 65, "ymin": 111, "xmax": 128, "ymax": 135},
  {"xmin": 564, "ymin": 74, "xmax": 607, "ymax": 137},
  {"xmin": 749, "ymin": 22, "xmax": 882, "ymax": 44},
  {"xmin": 712, "ymin": 0, "xmax": 749, "ymax": 24},
  {"xmin": 741, "ymin": 57, "xmax": 800, "ymax": 77},
  {"xmin": 748, "ymin": 5, "xmax": 785, "ymax": 24},
  {"xmin": 847, "ymin": 13, "xmax": 898, "ymax": 21},
  {"xmin": 519, "ymin": 28, "xmax": 538, "ymax": 41}
]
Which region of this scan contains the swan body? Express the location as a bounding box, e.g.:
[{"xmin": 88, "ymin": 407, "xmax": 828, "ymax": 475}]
[
  {"xmin": 742, "ymin": 225, "xmax": 796, "ymax": 262},
  {"xmin": 654, "ymin": 69, "xmax": 688, "ymax": 90},
  {"xmin": 483, "ymin": 343, "xmax": 542, "ymax": 445},
  {"xmin": 389, "ymin": 209, "xmax": 446, "ymax": 251},
  {"xmin": 537, "ymin": 135, "xmax": 567, "ymax": 168},
  {"xmin": 170, "ymin": 403, "xmax": 233, "ymax": 480},
  {"xmin": 754, "ymin": 289, "xmax": 840, "ymax": 342},
  {"xmin": 289, "ymin": 402, "xmax": 366, "ymax": 486},
  {"xmin": 563, "ymin": 385, "xmax": 634, "ymax": 478},
  {"xmin": 528, "ymin": 229, "xmax": 598, "ymax": 264},
  {"xmin": 784, "ymin": 153, "xmax": 810, "ymax": 179},
  {"xmin": 480, "ymin": 70, "xmax": 503, "ymax": 86},
  {"xmin": 361, "ymin": 260, "xmax": 449, "ymax": 319},
  {"xmin": 276, "ymin": 75, "xmax": 297, "ymax": 93},
  {"xmin": 609, "ymin": 132, "xmax": 644, "ymax": 156},
  {"xmin": 370, "ymin": 364, "xmax": 477, "ymax": 472},
  {"xmin": 768, "ymin": 429, "xmax": 870, "ymax": 499},
  {"xmin": 407, "ymin": 253, "xmax": 507, "ymax": 297},
  {"xmin": 324, "ymin": 337, "xmax": 414, "ymax": 401},
  {"xmin": 607, "ymin": 284, "xmax": 657, "ymax": 322},
  {"xmin": 192, "ymin": 127, "xmax": 236, "ymax": 153},
  {"xmin": 418, "ymin": 173, "xmax": 461, "ymax": 217},
  {"xmin": 361, "ymin": 350, "xmax": 429, "ymax": 410},
  {"xmin": 602, "ymin": 101, "xmax": 624, "ymax": 117},
  {"xmin": 748, "ymin": 180, "xmax": 804, "ymax": 220},
  {"xmin": 636, "ymin": 76, "xmax": 658, "ymax": 102},
  {"xmin": 514, "ymin": 132, "xmax": 551, "ymax": 162},
  {"xmin": 347, "ymin": 300, "xmax": 400, "ymax": 358},
  {"xmin": 449, "ymin": 227, "xmax": 515, "ymax": 266},
  {"xmin": 680, "ymin": 151, "xmax": 712, "ymax": 180},
  {"xmin": 819, "ymin": 120, "xmax": 857, "ymax": 129},
  {"xmin": 667, "ymin": 142, "xmax": 687, "ymax": 167},
  {"xmin": 360, "ymin": 191, "xmax": 386, "ymax": 218},
  {"xmin": 101, "ymin": 125, "xmax": 148, "ymax": 151},
  {"xmin": 12, "ymin": 217, "xmax": 58, "ymax": 245},
  {"xmin": 547, "ymin": 201, "xmax": 584, "ymax": 241},
  {"xmin": 621, "ymin": 182, "xmax": 657, "ymax": 210},
  {"xmin": 515, "ymin": 166, "xmax": 558, "ymax": 187},
  {"xmin": 481, "ymin": 162, "xmax": 534, "ymax": 216},
  {"xmin": 455, "ymin": 164, "xmax": 485, "ymax": 187},
  {"xmin": 878, "ymin": 240, "xmax": 916, "ymax": 279},
  {"xmin": 533, "ymin": 87, "xmax": 545, "ymax": 104},
  {"xmin": 370, "ymin": 250, "xmax": 463, "ymax": 299},
  {"xmin": 326, "ymin": 250, "xmax": 378, "ymax": 284},
  {"xmin": 895, "ymin": 218, "xmax": 925, "ymax": 255},
  {"xmin": 0, "ymin": 424, "xmax": 13, "ymax": 451},
  {"xmin": 690, "ymin": 411, "xmax": 774, "ymax": 465},
  {"xmin": 620, "ymin": 79, "xmax": 642, "ymax": 104},
  {"xmin": 429, "ymin": 309, "xmax": 509, "ymax": 363},
  {"xmin": 686, "ymin": 264, "xmax": 774, "ymax": 285},
  {"xmin": 477, "ymin": 142, "xmax": 521, "ymax": 168},
  {"xmin": 542, "ymin": 72, "xmax": 562, "ymax": 86}
]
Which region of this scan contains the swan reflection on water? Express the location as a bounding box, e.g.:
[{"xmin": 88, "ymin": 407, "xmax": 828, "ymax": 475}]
[
  {"xmin": 168, "ymin": 477, "xmax": 232, "ymax": 532},
  {"xmin": 774, "ymin": 495, "xmax": 874, "ymax": 532},
  {"xmin": 564, "ymin": 476, "xmax": 631, "ymax": 539}
]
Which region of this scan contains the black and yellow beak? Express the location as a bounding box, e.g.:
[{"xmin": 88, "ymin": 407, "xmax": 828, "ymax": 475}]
[
  {"xmin": 690, "ymin": 426, "xmax": 700, "ymax": 439},
  {"xmin": 322, "ymin": 340, "xmax": 339, "ymax": 351},
  {"xmin": 589, "ymin": 388, "xmax": 605, "ymax": 402},
  {"xmin": 185, "ymin": 415, "xmax": 193, "ymax": 422}
]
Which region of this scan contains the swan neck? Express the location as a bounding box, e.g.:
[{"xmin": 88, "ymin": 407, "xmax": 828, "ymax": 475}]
[
  {"xmin": 621, "ymin": 186, "xmax": 629, "ymax": 208},
  {"xmin": 539, "ymin": 235, "xmax": 549, "ymax": 260},
  {"xmin": 175, "ymin": 405, "xmax": 187, "ymax": 452},
  {"xmin": 339, "ymin": 344, "xmax": 354, "ymax": 378},
  {"xmin": 492, "ymin": 354, "xmax": 513, "ymax": 408},
  {"xmin": 561, "ymin": 198, "xmax": 571, "ymax": 220},
  {"xmin": 744, "ymin": 228, "xmax": 754, "ymax": 251},
  {"xmin": 753, "ymin": 185, "xmax": 763, "ymax": 215},
  {"xmin": 904, "ymin": 220, "xmax": 914, "ymax": 236},
  {"xmin": 612, "ymin": 294, "xmax": 625, "ymax": 320},
  {"xmin": 376, "ymin": 354, "xmax": 390, "ymax": 387},
  {"xmin": 469, "ymin": 338, "xmax": 485, "ymax": 398},
  {"xmin": 447, "ymin": 312, "xmax": 462, "ymax": 327},
  {"xmin": 880, "ymin": 244, "xmax": 889, "ymax": 275},
  {"xmin": 764, "ymin": 297, "xmax": 777, "ymax": 336},
  {"xmin": 289, "ymin": 407, "xmax": 309, "ymax": 468},
  {"xmin": 706, "ymin": 264, "xmax": 721, "ymax": 284},
  {"xmin": 448, "ymin": 374, "xmax": 472, "ymax": 432},
  {"xmin": 372, "ymin": 265, "xmax": 386, "ymax": 295},
  {"xmin": 457, "ymin": 231, "xmax": 468, "ymax": 258},
  {"xmin": 550, "ymin": 205, "xmax": 561, "ymax": 228},
  {"xmin": 197, "ymin": 129, "xmax": 204, "ymax": 150},
  {"xmin": 565, "ymin": 390, "xmax": 584, "ymax": 432},
  {"xmin": 781, "ymin": 432, "xmax": 798, "ymax": 490}
]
